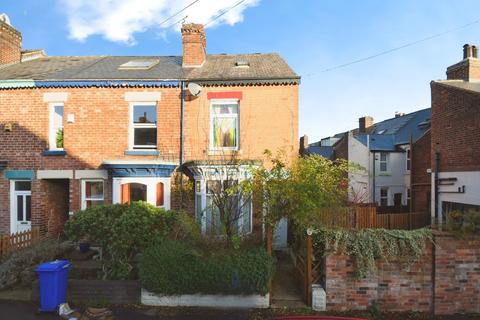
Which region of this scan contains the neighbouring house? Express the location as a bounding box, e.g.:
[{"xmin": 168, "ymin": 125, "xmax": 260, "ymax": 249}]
[
  {"xmin": 431, "ymin": 44, "xmax": 480, "ymax": 224},
  {"xmin": 303, "ymin": 108, "xmax": 431, "ymax": 211},
  {"xmin": 0, "ymin": 14, "xmax": 299, "ymax": 237}
]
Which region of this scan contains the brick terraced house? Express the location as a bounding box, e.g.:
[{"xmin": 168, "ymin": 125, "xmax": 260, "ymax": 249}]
[
  {"xmin": 431, "ymin": 44, "xmax": 480, "ymax": 224},
  {"xmin": 0, "ymin": 15, "xmax": 299, "ymax": 236}
]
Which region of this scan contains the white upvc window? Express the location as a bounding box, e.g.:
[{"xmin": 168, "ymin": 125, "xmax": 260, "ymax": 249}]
[
  {"xmin": 380, "ymin": 187, "xmax": 389, "ymax": 206},
  {"xmin": 49, "ymin": 103, "xmax": 64, "ymax": 150},
  {"xmin": 129, "ymin": 102, "xmax": 157, "ymax": 150},
  {"xmin": 379, "ymin": 152, "xmax": 388, "ymax": 172},
  {"xmin": 210, "ymin": 100, "xmax": 239, "ymax": 151},
  {"xmin": 406, "ymin": 148, "xmax": 411, "ymax": 171},
  {"xmin": 81, "ymin": 180, "xmax": 104, "ymax": 210}
]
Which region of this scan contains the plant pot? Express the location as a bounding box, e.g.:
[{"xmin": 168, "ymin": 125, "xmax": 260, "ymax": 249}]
[{"xmin": 79, "ymin": 242, "xmax": 91, "ymax": 253}]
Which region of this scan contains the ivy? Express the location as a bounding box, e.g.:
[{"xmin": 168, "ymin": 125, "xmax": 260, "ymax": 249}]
[{"xmin": 312, "ymin": 228, "xmax": 433, "ymax": 278}]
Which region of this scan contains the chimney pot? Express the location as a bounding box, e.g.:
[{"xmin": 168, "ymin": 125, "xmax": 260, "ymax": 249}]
[{"xmin": 447, "ymin": 43, "xmax": 480, "ymax": 81}]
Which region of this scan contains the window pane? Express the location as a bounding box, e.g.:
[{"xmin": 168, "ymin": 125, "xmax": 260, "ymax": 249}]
[
  {"xmin": 206, "ymin": 180, "xmax": 221, "ymax": 195},
  {"xmin": 213, "ymin": 117, "xmax": 237, "ymax": 148},
  {"xmin": 212, "ymin": 104, "xmax": 238, "ymax": 115},
  {"xmin": 17, "ymin": 195, "xmax": 23, "ymax": 221},
  {"xmin": 195, "ymin": 194, "xmax": 203, "ymax": 224},
  {"xmin": 380, "ymin": 198, "xmax": 388, "ymax": 206},
  {"xmin": 380, "ymin": 162, "xmax": 387, "ymax": 172},
  {"xmin": 26, "ymin": 195, "xmax": 31, "ymax": 221},
  {"xmin": 86, "ymin": 200, "xmax": 104, "ymax": 209},
  {"xmin": 15, "ymin": 181, "xmax": 31, "ymax": 191},
  {"xmin": 133, "ymin": 105, "xmax": 157, "ymax": 124},
  {"xmin": 381, "ymin": 189, "xmax": 388, "ymax": 197},
  {"xmin": 53, "ymin": 105, "xmax": 64, "ymax": 128},
  {"xmin": 134, "ymin": 128, "xmax": 157, "ymax": 147},
  {"xmin": 129, "ymin": 183, "xmax": 147, "ymax": 202},
  {"xmin": 241, "ymin": 198, "xmax": 251, "ymax": 234},
  {"xmin": 86, "ymin": 181, "xmax": 103, "ymax": 200},
  {"xmin": 380, "ymin": 153, "xmax": 387, "ymax": 161},
  {"xmin": 206, "ymin": 195, "xmax": 222, "ymax": 235}
]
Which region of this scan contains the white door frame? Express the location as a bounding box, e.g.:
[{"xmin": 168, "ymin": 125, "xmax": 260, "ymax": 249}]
[{"xmin": 10, "ymin": 180, "xmax": 32, "ymax": 234}]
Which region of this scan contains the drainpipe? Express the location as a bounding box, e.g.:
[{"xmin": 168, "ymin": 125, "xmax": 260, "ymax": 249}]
[
  {"xmin": 180, "ymin": 81, "xmax": 185, "ymax": 206},
  {"xmin": 434, "ymin": 152, "xmax": 440, "ymax": 226}
]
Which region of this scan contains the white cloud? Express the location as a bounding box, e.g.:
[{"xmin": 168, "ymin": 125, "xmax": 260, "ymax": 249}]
[{"xmin": 59, "ymin": 0, "xmax": 259, "ymax": 44}]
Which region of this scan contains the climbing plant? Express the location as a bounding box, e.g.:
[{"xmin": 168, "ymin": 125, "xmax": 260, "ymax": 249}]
[{"xmin": 312, "ymin": 227, "xmax": 433, "ymax": 278}]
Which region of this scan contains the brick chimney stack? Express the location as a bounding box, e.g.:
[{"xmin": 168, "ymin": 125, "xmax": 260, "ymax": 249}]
[
  {"xmin": 181, "ymin": 23, "xmax": 206, "ymax": 68},
  {"xmin": 299, "ymin": 135, "xmax": 309, "ymax": 155},
  {"xmin": 359, "ymin": 116, "xmax": 374, "ymax": 134},
  {"xmin": 0, "ymin": 13, "xmax": 21, "ymax": 65},
  {"xmin": 446, "ymin": 44, "xmax": 480, "ymax": 81}
]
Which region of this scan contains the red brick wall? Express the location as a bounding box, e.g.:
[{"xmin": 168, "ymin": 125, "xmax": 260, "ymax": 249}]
[
  {"xmin": 0, "ymin": 84, "xmax": 298, "ymax": 233},
  {"xmin": 431, "ymin": 82, "xmax": 480, "ymax": 172},
  {"xmin": 332, "ymin": 135, "xmax": 348, "ymax": 160},
  {"xmin": 324, "ymin": 231, "xmax": 480, "ymax": 315},
  {"xmin": 0, "ymin": 19, "xmax": 21, "ymax": 65},
  {"xmin": 411, "ymin": 130, "xmax": 431, "ymax": 212}
]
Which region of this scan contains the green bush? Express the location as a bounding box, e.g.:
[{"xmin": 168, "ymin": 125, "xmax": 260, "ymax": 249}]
[
  {"xmin": 64, "ymin": 202, "xmax": 177, "ymax": 280},
  {"xmin": 139, "ymin": 239, "xmax": 275, "ymax": 295}
]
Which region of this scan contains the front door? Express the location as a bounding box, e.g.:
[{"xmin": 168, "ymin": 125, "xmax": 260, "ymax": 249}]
[
  {"xmin": 273, "ymin": 217, "xmax": 288, "ymax": 251},
  {"xmin": 394, "ymin": 193, "xmax": 403, "ymax": 208},
  {"xmin": 10, "ymin": 180, "xmax": 32, "ymax": 234}
]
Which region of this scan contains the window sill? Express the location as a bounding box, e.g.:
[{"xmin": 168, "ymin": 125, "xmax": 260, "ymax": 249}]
[
  {"xmin": 124, "ymin": 150, "xmax": 160, "ymax": 156},
  {"xmin": 42, "ymin": 150, "xmax": 66, "ymax": 156},
  {"xmin": 378, "ymin": 172, "xmax": 391, "ymax": 176},
  {"xmin": 207, "ymin": 149, "xmax": 241, "ymax": 156}
]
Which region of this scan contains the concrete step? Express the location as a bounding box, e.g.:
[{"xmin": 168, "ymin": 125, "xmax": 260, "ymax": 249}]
[{"xmin": 271, "ymin": 298, "xmax": 307, "ymax": 309}]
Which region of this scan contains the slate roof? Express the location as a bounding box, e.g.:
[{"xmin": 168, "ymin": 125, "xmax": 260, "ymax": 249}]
[
  {"xmin": 0, "ymin": 53, "xmax": 299, "ymax": 84},
  {"xmin": 307, "ymin": 146, "xmax": 334, "ymax": 158},
  {"xmin": 309, "ymin": 108, "xmax": 431, "ymax": 156}
]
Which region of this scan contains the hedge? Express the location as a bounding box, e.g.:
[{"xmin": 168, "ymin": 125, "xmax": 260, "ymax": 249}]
[
  {"xmin": 65, "ymin": 202, "xmax": 177, "ymax": 280},
  {"xmin": 139, "ymin": 239, "xmax": 275, "ymax": 295}
]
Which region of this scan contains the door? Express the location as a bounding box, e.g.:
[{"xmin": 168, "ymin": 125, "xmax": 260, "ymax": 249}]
[
  {"xmin": 273, "ymin": 217, "xmax": 288, "ymax": 251},
  {"xmin": 11, "ymin": 180, "xmax": 32, "ymax": 234},
  {"xmin": 394, "ymin": 193, "xmax": 403, "ymax": 208}
]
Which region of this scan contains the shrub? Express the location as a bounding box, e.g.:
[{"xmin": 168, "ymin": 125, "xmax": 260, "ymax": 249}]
[
  {"xmin": 139, "ymin": 239, "xmax": 275, "ymax": 295},
  {"xmin": 447, "ymin": 210, "xmax": 480, "ymax": 237},
  {"xmin": 64, "ymin": 202, "xmax": 177, "ymax": 280},
  {"xmin": 0, "ymin": 239, "xmax": 73, "ymax": 290}
]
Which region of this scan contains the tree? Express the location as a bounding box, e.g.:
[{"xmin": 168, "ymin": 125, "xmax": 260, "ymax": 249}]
[{"xmin": 244, "ymin": 151, "xmax": 353, "ymax": 229}]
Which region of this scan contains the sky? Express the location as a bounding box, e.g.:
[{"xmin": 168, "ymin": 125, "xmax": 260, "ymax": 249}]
[{"xmin": 2, "ymin": 0, "xmax": 480, "ymax": 142}]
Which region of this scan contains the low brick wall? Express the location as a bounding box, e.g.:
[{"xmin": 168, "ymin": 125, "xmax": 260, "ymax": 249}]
[
  {"xmin": 68, "ymin": 279, "xmax": 140, "ymax": 305},
  {"xmin": 324, "ymin": 231, "xmax": 480, "ymax": 315}
]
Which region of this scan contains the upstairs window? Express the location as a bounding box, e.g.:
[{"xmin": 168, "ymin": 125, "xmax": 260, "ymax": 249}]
[
  {"xmin": 406, "ymin": 148, "xmax": 411, "ymax": 171},
  {"xmin": 131, "ymin": 103, "xmax": 157, "ymax": 149},
  {"xmin": 49, "ymin": 104, "xmax": 64, "ymax": 150},
  {"xmin": 379, "ymin": 152, "xmax": 388, "ymax": 172},
  {"xmin": 211, "ymin": 101, "xmax": 239, "ymax": 150}
]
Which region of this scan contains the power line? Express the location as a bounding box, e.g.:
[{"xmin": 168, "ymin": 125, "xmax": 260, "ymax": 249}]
[
  {"xmin": 305, "ymin": 18, "xmax": 480, "ymax": 76},
  {"xmin": 158, "ymin": 0, "xmax": 201, "ymax": 27},
  {"xmin": 205, "ymin": 0, "xmax": 247, "ymax": 27}
]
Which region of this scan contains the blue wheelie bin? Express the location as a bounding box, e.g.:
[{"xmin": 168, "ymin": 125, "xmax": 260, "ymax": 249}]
[{"xmin": 36, "ymin": 260, "xmax": 71, "ymax": 312}]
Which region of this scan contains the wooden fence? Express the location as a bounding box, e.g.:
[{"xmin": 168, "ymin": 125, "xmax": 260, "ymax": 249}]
[
  {"xmin": 0, "ymin": 227, "xmax": 41, "ymax": 259},
  {"xmin": 313, "ymin": 207, "xmax": 430, "ymax": 230}
]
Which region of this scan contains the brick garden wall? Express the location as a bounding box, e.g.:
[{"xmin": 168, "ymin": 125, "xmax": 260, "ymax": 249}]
[{"xmin": 324, "ymin": 231, "xmax": 480, "ymax": 315}]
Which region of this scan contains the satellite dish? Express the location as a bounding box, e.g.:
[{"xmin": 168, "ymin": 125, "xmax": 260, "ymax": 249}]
[{"xmin": 187, "ymin": 82, "xmax": 202, "ymax": 97}]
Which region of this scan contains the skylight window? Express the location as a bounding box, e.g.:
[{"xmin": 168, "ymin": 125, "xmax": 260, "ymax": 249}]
[
  {"xmin": 235, "ymin": 60, "xmax": 250, "ymax": 67},
  {"xmin": 118, "ymin": 59, "xmax": 159, "ymax": 70}
]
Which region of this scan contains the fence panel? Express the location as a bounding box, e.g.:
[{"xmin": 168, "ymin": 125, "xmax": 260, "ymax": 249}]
[{"xmin": 0, "ymin": 227, "xmax": 41, "ymax": 259}]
